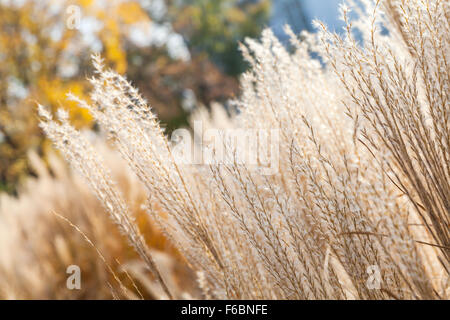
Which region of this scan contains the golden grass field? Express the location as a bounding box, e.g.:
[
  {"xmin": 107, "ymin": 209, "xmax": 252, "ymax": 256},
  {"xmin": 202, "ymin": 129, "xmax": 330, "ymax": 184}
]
[{"xmin": 1, "ymin": 0, "xmax": 449, "ymax": 299}]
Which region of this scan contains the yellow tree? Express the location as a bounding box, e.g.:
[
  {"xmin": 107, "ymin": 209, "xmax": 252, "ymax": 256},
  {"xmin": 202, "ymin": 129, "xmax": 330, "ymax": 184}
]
[{"xmin": 0, "ymin": 0, "xmax": 149, "ymax": 192}]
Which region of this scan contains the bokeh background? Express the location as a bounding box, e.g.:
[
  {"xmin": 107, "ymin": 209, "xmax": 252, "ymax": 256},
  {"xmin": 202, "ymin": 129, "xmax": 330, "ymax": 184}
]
[{"xmin": 0, "ymin": 0, "xmax": 344, "ymax": 194}]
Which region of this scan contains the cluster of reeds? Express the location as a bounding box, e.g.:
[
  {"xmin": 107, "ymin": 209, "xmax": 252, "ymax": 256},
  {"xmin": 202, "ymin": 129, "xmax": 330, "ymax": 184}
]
[
  {"xmin": 0, "ymin": 146, "xmax": 195, "ymax": 299},
  {"xmin": 35, "ymin": 0, "xmax": 448, "ymax": 299}
]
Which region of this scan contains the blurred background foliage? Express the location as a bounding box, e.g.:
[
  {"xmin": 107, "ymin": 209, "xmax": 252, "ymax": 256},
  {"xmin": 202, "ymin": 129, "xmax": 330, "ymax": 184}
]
[
  {"xmin": 0, "ymin": 0, "xmax": 149, "ymax": 193},
  {"xmin": 0, "ymin": 0, "xmax": 342, "ymax": 194},
  {"xmin": 0, "ymin": 0, "xmax": 270, "ymax": 193},
  {"xmin": 173, "ymin": 0, "xmax": 270, "ymax": 76}
]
